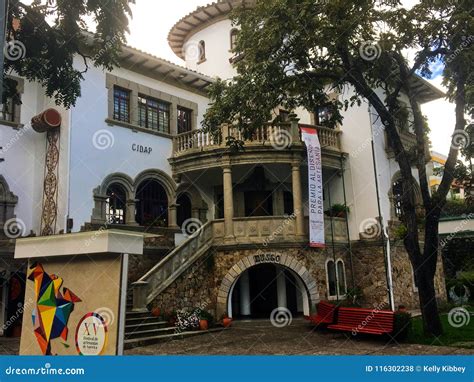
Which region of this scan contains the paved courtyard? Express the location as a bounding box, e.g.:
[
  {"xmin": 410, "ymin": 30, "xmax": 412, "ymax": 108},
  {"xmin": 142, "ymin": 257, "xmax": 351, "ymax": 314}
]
[
  {"xmin": 2, "ymin": 320, "xmax": 470, "ymax": 355},
  {"xmin": 126, "ymin": 319, "xmax": 472, "ymax": 356}
]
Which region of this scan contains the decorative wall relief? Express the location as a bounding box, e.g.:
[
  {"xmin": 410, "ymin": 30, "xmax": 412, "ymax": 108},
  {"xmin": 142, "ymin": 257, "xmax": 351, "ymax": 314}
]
[{"xmin": 31, "ymin": 109, "xmax": 62, "ymax": 236}]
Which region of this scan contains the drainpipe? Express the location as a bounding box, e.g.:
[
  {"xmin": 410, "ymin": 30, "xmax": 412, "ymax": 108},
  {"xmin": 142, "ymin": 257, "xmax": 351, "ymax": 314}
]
[
  {"xmin": 326, "ymin": 182, "xmax": 339, "ymax": 302},
  {"xmin": 368, "ymin": 106, "xmax": 395, "ymax": 311},
  {"xmin": 339, "ymin": 155, "xmax": 355, "ymax": 290}
]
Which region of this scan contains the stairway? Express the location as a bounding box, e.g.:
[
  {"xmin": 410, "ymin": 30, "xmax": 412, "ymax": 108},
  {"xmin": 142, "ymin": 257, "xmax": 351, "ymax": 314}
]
[{"xmin": 124, "ymin": 222, "xmax": 217, "ymax": 348}]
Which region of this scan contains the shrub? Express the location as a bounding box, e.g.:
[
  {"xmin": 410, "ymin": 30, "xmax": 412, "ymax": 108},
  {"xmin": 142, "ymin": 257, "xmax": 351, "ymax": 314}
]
[
  {"xmin": 392, "ymin": 311, "xmax": 412, "ymax": 341},
  {"xmin": 441, "ymin": 200, "xmax": 474, "ymax": 218},
  {"xmin": 198, "ymin": 309, "xmax": 215, "ymax": 326}
]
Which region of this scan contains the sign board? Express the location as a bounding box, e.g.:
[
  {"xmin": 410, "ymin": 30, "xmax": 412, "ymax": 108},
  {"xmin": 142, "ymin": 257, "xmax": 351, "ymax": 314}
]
[
  {"xmin": 15, "ymin": 230, "xmax": 147, "ymax": 356},
  {"xmin": 301, "ymin": 127, "xmax": 325, "ymax": 248}
]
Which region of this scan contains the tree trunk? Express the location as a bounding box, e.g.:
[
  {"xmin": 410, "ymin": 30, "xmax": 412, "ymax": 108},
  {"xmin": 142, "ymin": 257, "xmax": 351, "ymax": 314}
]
[{"xmin": 416, "ymin": 266, "xmax": 443, "ymax": 336}]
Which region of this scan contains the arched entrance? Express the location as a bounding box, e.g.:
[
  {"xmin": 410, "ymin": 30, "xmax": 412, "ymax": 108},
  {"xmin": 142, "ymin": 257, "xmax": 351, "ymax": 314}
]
[
  {"xmin": 217, "ymin": 253, "xmax": 319, "ymax": 319},
  {"xmin": 176, "ymin": 193, "xmax": 192, "ymax": 228},
  {"xmin": 136, "ymin": 179, "xmax": 168, "ymax": 227}
]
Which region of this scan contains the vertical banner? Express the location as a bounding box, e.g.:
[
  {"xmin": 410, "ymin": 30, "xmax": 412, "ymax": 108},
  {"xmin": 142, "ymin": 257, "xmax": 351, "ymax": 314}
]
[{"xmin": 301, "ymin": 127, "xmax": 325, "ymax": 248}]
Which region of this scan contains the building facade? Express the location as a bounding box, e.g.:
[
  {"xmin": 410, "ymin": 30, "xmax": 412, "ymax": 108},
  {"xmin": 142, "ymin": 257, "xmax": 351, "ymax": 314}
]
[{"xmin": 0, "ymin": 1, "xmax": 447, "ymax": 336}]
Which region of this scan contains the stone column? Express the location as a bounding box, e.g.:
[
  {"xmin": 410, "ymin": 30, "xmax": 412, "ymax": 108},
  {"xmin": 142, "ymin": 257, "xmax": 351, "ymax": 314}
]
[
  {"xmin": 239, "ymin": 271, "xmax": 251, "ymax": 316},
  {"xmin": 292, "ymin": 161, "xmax": 305, "ymax": 236},
  {"xmin": 223, "ymin": 164, "xmax": 235, "ymax": 240},
  {"xmin": 91, "ymin": 188, "xmax": 108, "ymax": 225},
  {"xmin": 276, "ymin": 266, "xmax": 287, "ymax": 308},
  {"xmin": 131, "ymin": 281, "xmax": 149, "ymax": 313},
  {"xmin": 168, "ymin": 204, "xmax": 179, "ymax": 229},
  {"xmin": 125, "ymin": 199, "xmax": 139, "ymax": 226}
]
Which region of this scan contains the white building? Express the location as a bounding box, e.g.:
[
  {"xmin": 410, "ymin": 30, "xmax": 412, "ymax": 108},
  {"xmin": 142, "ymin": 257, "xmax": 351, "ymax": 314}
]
[{"xmin": 0, "ymin": 0, "xmax": 447, "ymax": 343}]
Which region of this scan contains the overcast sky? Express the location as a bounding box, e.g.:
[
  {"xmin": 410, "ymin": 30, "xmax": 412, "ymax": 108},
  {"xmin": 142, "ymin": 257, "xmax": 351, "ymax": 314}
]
[{"xmin": 126, "ymin": 0, "xmax": 454, "ymax": 156}]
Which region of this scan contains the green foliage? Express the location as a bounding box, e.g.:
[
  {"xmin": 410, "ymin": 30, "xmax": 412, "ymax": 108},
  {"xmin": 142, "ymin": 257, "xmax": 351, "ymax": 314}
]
[
  {"xmin": 393, "ymin": 224, "xmax": 408, "ymax": 240},
  {"xmin": 408, "ymin": 310, "xmax": 474, "ymax": 348},
  {"xmin": 4, "ymin": 0, "xmax": 134, "ymax": 108},
  {"xmin": 325, "ymin": 203, "xmax": 350, "ymax": 217},
  {"xmin": 392, "ymin": 311, "xmax": 412, "ymax": 341},
  {"xmin": 198, "ymin": 309, "xmax": 215, "ymax": 326},
  {"xmin": 441, "ymin": 199, "xmax": 474, "ymax": 218}
]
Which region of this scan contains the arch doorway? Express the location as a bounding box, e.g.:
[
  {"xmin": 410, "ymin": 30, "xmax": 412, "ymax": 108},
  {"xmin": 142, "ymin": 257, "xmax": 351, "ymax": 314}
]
[
  {"xmin": 136, "ymin": 179, "xmax": 168, "ymax": 227},
  {"xmin": 230, "ymin": 264, "xmax": 307, "ymax": 319},
  {"xmin": 177, "ymin": 193, "xmax": 192, "ymax": 228}
]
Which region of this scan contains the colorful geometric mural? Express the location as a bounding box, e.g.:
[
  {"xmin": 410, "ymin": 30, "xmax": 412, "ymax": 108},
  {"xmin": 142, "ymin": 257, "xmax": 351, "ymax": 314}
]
[{"xmin": 28, "ymin": 263, "xmax": 81, "ymax": 355}]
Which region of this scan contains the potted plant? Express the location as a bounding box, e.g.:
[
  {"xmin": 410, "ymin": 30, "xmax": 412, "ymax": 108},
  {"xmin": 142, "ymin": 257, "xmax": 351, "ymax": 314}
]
[
  {"xmin": 198, "ymin": 310, "xmax": 214, "ymax": 331},
  {"xmin": 325, "ymin": 204, "xmax": 350, "ymax": 218},
  {"xmin": 221, "ymin": 314, "xmax": 232, "ymax": 328}
]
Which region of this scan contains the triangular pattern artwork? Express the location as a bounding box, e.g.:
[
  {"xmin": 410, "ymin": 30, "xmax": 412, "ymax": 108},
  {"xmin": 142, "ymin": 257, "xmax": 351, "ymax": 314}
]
[{"xmin": 28, "ymin": 263, "xmax": 82, "ymax": 355}]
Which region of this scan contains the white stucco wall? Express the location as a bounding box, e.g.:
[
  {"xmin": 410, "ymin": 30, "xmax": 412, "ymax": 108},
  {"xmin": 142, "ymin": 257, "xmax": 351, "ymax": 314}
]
[
  {"xmin": 185, "ymin": 19, "xmax": 237, "ymax": 80},
  {"xmin": 67, "ymin": 59, "xmax": 210, "ymax": 231}
]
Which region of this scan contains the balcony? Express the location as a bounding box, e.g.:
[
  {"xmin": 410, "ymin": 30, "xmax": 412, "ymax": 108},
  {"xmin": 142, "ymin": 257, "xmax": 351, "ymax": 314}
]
[
  {"xmin": 212, "ymin": 216, "xmax": 348, "ymax": 246},
  {"xmin": 170, "ymin": 122, "xmax": 344, "ymax": 175}
]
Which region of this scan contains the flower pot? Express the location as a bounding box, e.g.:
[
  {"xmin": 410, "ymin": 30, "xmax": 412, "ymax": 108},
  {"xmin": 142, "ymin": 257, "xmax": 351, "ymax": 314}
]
[
  {"xmin": 151, "ymin": 307, "xmax": 161, "ymax": 317},
  {"xmin": 199, "ymin": 319, "xmax": 209, "ymax": 331},
  {"xmin": 222, "ymin": 317, "xmax": 232, "ymax": 328}
]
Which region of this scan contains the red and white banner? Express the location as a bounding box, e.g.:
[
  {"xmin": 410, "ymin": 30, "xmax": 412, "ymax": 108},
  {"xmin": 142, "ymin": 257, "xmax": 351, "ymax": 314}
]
[{"xmin": 301, "ymin": 127, "xmax": 325, "ymax": 248}]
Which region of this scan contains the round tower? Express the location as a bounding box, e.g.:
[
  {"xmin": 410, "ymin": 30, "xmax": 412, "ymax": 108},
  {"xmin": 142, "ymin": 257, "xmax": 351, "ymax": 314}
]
[{"xmin": 168, "ymin": 0, "xmax": 254, "ymax": 79}]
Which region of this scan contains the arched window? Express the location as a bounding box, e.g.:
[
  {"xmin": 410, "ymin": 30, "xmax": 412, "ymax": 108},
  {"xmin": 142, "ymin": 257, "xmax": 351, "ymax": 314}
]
[
  {"xmin": 326, "ymin": 260, "xmax": 337, "ymax": 297},
  {"xmin": 177, "ymin": 193, "xmax": 192, "ymax": 228},
  {"xmin": 326, "ymin": 259, "xmax": 347, "ymax": 299},
  {"xmin": 336, "ymin": 260, "xmax": 347, "ymax": 296},
  {"xmin": 230, "ymin": 29, "xmax": 239, "ymax": 50},
  {"xmin": 106, "ymin": 184, "xmax": 127, "ymax": 224},
  {"xmin": 392, "ymin": 178, "xmax": 404, "ymax": 219},
  {"xmin": 136, "ymin": 179, "xmax": 168, "ymax": 227},
  {"xmin": 198, "ymin": 40, "xmax": 206, "ymax": 62}
]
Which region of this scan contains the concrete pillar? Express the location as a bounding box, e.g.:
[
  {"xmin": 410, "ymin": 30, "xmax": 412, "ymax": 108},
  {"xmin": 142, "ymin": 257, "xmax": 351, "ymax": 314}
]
[
  {"xmin": 131, "ymin": 281, "xmax": 149, "ymax": 313},
  {"xmin": 125, "ymin": 199, "xmax": 139, "ymax": 226},
  {"xmin": 296, "ymin": 277, "xmax": 304, "ymax": 313},
  {"xmin": 223, "ymin": 165, "xmax": 234, "ymax": 240},
  {"xmin": 292, "ymin": 161, "xmax": 305, "ymax": 236},
  {"xmin": 276, "ymin": 266, "xmax": 287, "ymax": 308},
  {"xmin": 239, "ymin": 271, "xmax": 251, "ymax": 316},
  {"xmin": 91, "ymin": 189, "xmax": 108, "ymax": 224},
  {"xmin": 168, "ymin": 204, "xmax": 179, "ymax": 229}
]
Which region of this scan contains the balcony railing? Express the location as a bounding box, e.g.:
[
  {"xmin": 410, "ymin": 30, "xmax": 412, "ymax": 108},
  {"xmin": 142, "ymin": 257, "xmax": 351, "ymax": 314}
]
[{"xmin": 172, "ymin": 122, "xmax": 342, "ymax": 157}]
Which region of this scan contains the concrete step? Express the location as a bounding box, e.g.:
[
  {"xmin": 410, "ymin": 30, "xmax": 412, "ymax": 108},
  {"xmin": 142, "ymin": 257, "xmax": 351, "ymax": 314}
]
[
  {"xmin": 125, "ymin": 326, "xmax": 176, "ymax": 340},
  {"xmin": 126, "ymin": 311, "xmax": 154, "ymax": 319},
  {"xmin": 124, "ymin": 328, "xmax": 225, "ymax": 349},
  {"xmin": 125, "ymin": 316, "xmax": 167, "ymax": 326},
  {"xmin": 125, "ymin": 321, "xmax": 169, "ymax": 332}
]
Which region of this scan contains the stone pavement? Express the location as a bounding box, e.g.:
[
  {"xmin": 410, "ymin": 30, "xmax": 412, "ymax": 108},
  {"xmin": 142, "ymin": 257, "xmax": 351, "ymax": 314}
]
[
  {"xmin": 126, "ymin": 319, "xmax": 472, "ymax": 356},
  {"xmin": 2, "ymin": 319, "xmax": 470, "ymax": 356}
]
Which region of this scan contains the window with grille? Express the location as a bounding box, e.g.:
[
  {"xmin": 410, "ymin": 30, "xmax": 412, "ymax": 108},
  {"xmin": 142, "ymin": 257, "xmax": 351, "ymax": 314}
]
[
  {"xmin": 113, "ymin": 86, "xmax": 130, "ymax": 123},
  {"xmin": 177, "ymin": 106, "xmax": 192, "ymax": 134},
  {"xmin": 392, "ymin": 179, "xmax": 404, "ymax": 219},
  {"xmin": 106, "ymin": 184, "xmax": 127, "ymax": 225},
  {"xmin": 0, "ymin": 97, "xmax": 15, "ymax": 122},
  {"xmin": 230, "ymin": 29, "xmax": 239, "ymax": 50},
  {"xmin": 138, "ymin": 95, "xmax": 170, "ymax": 133}
]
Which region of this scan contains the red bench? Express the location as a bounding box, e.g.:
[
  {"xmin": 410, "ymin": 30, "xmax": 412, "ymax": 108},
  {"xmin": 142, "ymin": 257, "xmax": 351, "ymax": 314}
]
[
  {"xmin": 328, "ymin": 307, "xmax": 394, "ymax": 335},
  {"xmin": 309, "ymin": 301, "xmax": 337, "ymax": 325}
]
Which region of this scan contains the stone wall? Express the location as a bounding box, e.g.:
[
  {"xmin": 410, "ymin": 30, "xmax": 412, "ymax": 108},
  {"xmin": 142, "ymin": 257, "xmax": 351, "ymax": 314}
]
[{"xmin": 148, "ymin": 240, "xmax": 447, "ymax": 317}]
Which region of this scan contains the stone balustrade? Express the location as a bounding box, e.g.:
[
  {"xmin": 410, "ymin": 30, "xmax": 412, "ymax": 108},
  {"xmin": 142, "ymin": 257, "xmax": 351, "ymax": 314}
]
[{"xmin": 172, "ymin": 122, "xmax": 342, "ymax": 157}]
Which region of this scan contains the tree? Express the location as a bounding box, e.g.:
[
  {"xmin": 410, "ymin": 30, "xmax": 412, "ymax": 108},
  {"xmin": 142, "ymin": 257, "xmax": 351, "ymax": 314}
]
[
  {"xmin": 203, "ymin": 0, "xmax": 472, "ymax": 336},
  {"xmin": 2, "ymin": 0, "xmax": 134, "ymax": 108}
]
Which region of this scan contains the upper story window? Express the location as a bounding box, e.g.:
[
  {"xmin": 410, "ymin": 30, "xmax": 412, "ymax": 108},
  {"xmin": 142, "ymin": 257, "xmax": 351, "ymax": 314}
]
[
  {"xmin": 177, "ymin": 106, "xmax": 192, "ymax": 134},
  {"xmin": 113, "ymin": 86, "xmax": 130, "ymax": 123},
  {"xmin": 314, "ymin": 105, "xmax": 333, "ymax": 127},
  {"xmin": 198, "ymin": 40, "xmax": 206, "ymax": 62},
  {"xmin": 0, "ymin": 78, "xmax": 22, "ymax": 125},
  {"xmin": 230, "ymin": 29, "xmax": 239, "ymax": 50},
  {"xmin": 138, "ymin": 95, "xmax": 170, "ymax": 133}
]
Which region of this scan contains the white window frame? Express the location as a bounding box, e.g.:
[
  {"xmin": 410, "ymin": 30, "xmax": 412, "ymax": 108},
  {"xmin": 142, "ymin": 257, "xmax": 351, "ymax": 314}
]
[{"xmin": 325, "ymin": 258, "xmax": 347, "ymax": 300}]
